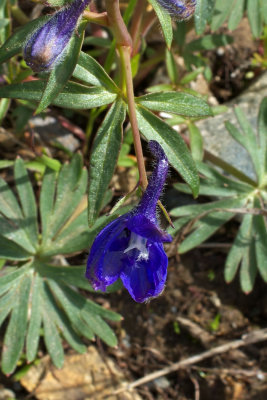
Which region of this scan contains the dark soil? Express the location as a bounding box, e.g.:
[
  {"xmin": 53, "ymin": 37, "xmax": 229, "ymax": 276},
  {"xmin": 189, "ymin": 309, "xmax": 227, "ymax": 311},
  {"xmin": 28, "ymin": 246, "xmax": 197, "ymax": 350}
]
[{"xmin": 102, "ymin": 240, "xmax": 267, "ymax": 400}]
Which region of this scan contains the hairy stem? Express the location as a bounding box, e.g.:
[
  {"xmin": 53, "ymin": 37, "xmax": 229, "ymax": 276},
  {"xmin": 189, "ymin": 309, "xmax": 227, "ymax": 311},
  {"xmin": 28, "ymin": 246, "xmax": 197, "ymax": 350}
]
[
  {"xmin": 105, "ymin": 0, "xmax": 148, "ymax": 189},
  {"xmin": 120, "ymin": 46, "xmax": 148, "ymax": 189}
]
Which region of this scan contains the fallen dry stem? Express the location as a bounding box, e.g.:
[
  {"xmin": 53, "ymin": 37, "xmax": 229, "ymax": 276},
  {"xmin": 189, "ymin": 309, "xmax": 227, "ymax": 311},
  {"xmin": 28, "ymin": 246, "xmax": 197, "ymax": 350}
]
[{"xmin": 113, "ymin": 328, "xmax": 267, "ymax": 394}]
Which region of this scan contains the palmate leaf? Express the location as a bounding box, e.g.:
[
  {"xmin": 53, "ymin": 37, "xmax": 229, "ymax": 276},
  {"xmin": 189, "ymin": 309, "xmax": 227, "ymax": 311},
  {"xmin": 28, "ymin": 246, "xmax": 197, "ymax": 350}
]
[
  {"xmin": 0, "ymin": 159, "xmax": 39, "ymax": 256},
  {"xmin": 1, "ymin": 272, "xmax": 32, "ymax": 374},
  {"xmin": 225, "ymin": 198, "xmax": 267, "ymax": 293},
  {"xmin": 0, "ymin": 156, "xmax": 122, "ymax": 373},
  {"xmin": 171, "ymin": 98, "xmax": 267, "ymax": 292},
  {"xmin": 174, "ymin": 161, "xmax": 255, "ymax": 198},
  {"xmin": 194, "ymin": 0, "xmax": 263, "ymax": 37}
]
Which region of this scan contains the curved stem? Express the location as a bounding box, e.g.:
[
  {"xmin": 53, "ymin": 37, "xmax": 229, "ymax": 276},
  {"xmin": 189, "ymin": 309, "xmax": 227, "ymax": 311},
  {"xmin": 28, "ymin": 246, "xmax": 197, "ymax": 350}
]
[
  {"xmin": 120, "ymin": 46, "xmax": 148, "ymax": 189},
  {"xmin": 105, "ymin": 0, "xmax": 148, "ymax": 189}
]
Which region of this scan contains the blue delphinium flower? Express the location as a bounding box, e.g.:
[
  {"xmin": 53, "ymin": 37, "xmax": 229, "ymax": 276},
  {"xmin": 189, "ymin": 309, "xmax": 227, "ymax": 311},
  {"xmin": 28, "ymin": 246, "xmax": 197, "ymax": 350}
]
[
  {"xmin": 23, "ymin": 0, "xmax": 90, "ymax": 72},
  {"xmin": 86, "ymin": 141, "xmax": 172, "ymax": 303},
  {"xmin": 156, "ymin": 0, "xmax": 196, "ymax": 20}
]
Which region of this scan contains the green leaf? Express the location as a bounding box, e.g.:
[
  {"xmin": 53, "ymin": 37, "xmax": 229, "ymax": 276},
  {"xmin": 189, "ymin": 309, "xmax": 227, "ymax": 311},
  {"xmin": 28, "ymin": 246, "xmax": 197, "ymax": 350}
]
[
  {"xmin": 40, "ymin": 155, "xmax": 88, "ymax": 252},
  {"xmin": 41, "ymin": 279, "xmax": 87, "ymax": 353},
  {"xmin": 37, "ymin": 263, "xmax": 94, "ymax": 292},
  {"xmin": 258, "ymin": 97, "xmax": 267, "ymax": 173},
  {"xmin": 253, "ymin": 198, "xmax": 267, "ymax": 282},
  {"xmin": 0, "ymin": 263, "xmax": 30, "ymax": 296},
  {"xmin": 0, "ymin": 16, "xmax": 50, "ymax": 64},
  {"xmin": 0, "ymin": 80, "xmax": 117, "ymax": 109},
  {"xmin": 46, "ymin": 280, "xmax": 95, "ymax": 340},
  {"xmin": 171, "ymin": 196, "xmax": 247, "ymax": 217},
  {"xmin": 26, "ymin": 274, "xmax": 42, "ymax": 362},
  {"xmin": 2, "ymin": 273, "xmax": 31, "ymax": 374},
  {"xmin": 240, "ymin": 237, "xmax": 257, "ymax": 293},
  {"xmin": 188, "ymin": 122, "xmax": 203, "ymax": 161},
  {"xmin": 0, "ymin": 160, "xmax": 13, "ymax": 169},
  {"xmin": 165, "ymin": 48, "xmax": 178, "ymax": 84},
  {"xmin": 225, "ymin": 117, "xmax": 260, "ymax": 181},
  {"xmin": 39, "ymin": 168, "xmax": 57, "ymax": 244},
  {"xmin": 211, "ymin": 0, "xmax": 232, "ymax": 31},
  {"xmin": 194, "ymin": 0, "xmax": 215, "ymax": 34},
  {"xmin": 224, "ymin": 214, "xmax": 253, "ymax": 282},
  {"xmin": 136, "ymin": 92, "xmax": 212, "ymax": 118},
  {"xmin": 14, "ymin": 158, "xmax": 38, "ymax": 247},
  {"xmin": 41, "ymin": 283, "xmax": 64, "ymax": 368},
  {"xmin": 35, "ymin": 21, "xmax": 87, "ymax": 114},
  {"xmin": 247, "ymin": 0, "xmax": 262, "ymax": 37},
  {"xmin": 0, "ymin": 176, "xmax": 36, "ymax": 254},
  {"xmin": 174, "ymin": 162, "xmax": 255, "ymax": 198},
  {"xmin": 0, "ymin": 288, "xmax": 16, "ymax": 328},
  {"xmin": 179, "ymin": 212, "xmax": 236, "ymax": 253},
  {"xmin": 148, "ymin": 0, "xmax": 173, "ymax": 49},
  {"xmin": 88, "ymin": 99, "xmax": 126, "ymax": 225},
  {"xmin": 228, "ymin": 0, "xmax": 245, "ymax": 30},
  {"xmin": 136, "ymin": 105, "xmax": 199, "ymax": 197},
  {"xmin": 175, "ymin": 197, "xmax": 247, "ymax": 253},
  {"xmin": 73, "ymin": 51, "xmax": 118, "ymax": 92},
  {"xmin": 0, "ymin": 236, "xmax": 32, "ymax": 260},
  {"xmin": 185, "ymin": 34, "xmax": 233, "ymax": 52},
  {"xmin": 82, "ymin": 310, "xmax": 118, "ymax": 347},
  {"xmin": 0, "ymin": 98, "xmax": 10, "ymax": 125}
]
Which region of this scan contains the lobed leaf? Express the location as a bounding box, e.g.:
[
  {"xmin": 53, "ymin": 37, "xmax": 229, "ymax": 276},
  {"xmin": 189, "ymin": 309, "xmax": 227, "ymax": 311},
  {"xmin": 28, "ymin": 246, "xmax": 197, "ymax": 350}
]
[
  {"xmin": 228, "ymin": 0, "xmax": 245, "ymax": 30},
  {"xmin": 41, "ymin": 279, "xmax": 88, "ymax": 353},
  {"xmin": 224, "ymin": 213, "xmax": 253, "ymax": 283},
  {"xmin": 14, "ymin": 158, "xmax": 38, "ymax": 248},
  {"xmin": 1, "ymin": 273, "xmax": 32, "ymax": 374},
  {"xmin": 26, "ymin": 274, "xmax": 42, "ymax": 362},
  {"xmin": 247, "ymin": 0, "xmax": 263, "ymax": 37}
]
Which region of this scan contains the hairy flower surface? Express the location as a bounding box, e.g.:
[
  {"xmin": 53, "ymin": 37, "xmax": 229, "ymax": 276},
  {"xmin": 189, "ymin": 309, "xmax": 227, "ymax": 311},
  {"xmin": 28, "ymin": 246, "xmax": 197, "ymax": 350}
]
[
  {"xmin": 156, "ymin": 0, "xmax": 196, "ymax": 20},
  {"xmin": 86, "ymin": 141, "xmax": 172, "ymax": 303},
  {"xmin": 24, "ymin": 0, "xmax": 90, "ymax": 72}
]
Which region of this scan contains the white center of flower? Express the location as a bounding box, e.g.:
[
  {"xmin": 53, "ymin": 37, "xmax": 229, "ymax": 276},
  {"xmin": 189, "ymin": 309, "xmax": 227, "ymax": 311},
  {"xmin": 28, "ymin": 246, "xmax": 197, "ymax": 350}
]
[{"xmin": 124, "ymin": 232, "xmax": 149, "ymax": 261}]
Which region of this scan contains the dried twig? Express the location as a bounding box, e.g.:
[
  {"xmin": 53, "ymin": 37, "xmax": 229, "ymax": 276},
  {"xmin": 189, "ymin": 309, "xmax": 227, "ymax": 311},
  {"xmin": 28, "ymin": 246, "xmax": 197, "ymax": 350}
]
[{"xmin": 113, "ymin": 328, "xmax": 267, "ymax": 395}]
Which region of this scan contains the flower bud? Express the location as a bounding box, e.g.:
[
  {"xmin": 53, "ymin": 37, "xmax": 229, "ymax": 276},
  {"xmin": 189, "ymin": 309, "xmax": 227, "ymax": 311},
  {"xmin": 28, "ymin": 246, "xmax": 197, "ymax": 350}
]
[
  {"xmin": 156, "ymin": 0, "xmax": 196, "ymax": 20},
  {"xmin": 24, "ymin": 0, "xmax": 90, "ymax": 72}
]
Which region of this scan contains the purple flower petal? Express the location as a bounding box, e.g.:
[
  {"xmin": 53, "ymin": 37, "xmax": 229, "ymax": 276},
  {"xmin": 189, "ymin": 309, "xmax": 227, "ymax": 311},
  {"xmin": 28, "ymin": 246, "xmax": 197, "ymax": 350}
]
[
  {"xmin": 24, "ymin": 0, "xmax": 90, "ymax": 72},
  {"xmin": 86, "ymin": 215, "xmax": 129, "ymax": 290},
  {"xmin": 120, "ymin": 242, "xmax": 168, "ymax": 303},
  {"xmin": 127, "ymin": 214, "xmax": 172, "ymax": 243}
]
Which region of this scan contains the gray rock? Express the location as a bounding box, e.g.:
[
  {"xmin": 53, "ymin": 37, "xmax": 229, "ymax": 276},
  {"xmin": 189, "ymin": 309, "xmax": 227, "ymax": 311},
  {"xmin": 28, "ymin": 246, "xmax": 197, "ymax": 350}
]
[
  {"xmin": 196, "ymin": 72, "xmax": 267, "ymax": 180},
  {"xmin": 30, "ymin": 116, "xmax": 80, "ymax": 152},
  {"xmin": 0, "ymin": 387, "xmax": 16, "ymax": 400},
  {"xmin": 153, "ymin": 376, "xmax": 171, "ymax": 389}
]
